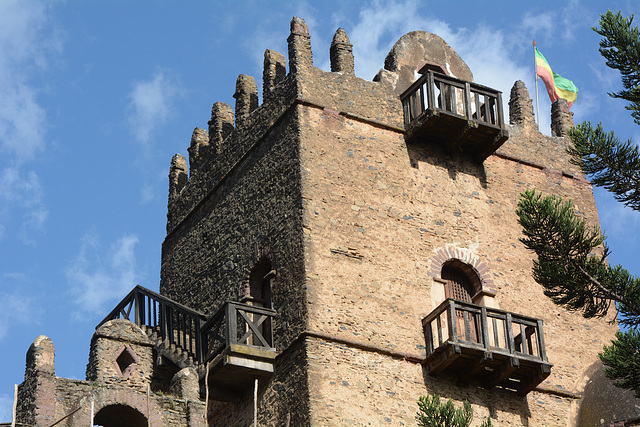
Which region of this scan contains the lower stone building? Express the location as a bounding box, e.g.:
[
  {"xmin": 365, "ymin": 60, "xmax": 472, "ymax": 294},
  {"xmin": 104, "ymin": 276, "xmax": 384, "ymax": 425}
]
[{"xmin": 9, "ymin": 16, "xmax": 638, "ymax": 427}]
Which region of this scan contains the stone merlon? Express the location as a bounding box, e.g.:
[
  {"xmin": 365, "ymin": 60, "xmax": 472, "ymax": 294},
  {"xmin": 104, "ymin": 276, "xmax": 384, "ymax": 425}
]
[
  {"xmin": 287, "ymin": 16, "xmax": 312, "ymax": 74},
  {"xmin": 234, "ymin": 74, "xmax": 258, "ymax": 128},
  {"xmin": 263, "ymin": 49, "xmax": 286, "ymax": 104},
  {"xmin": 208, "ymin": 101, "xmax": 234, "ymax": 150},
  {"xmin": 330, "ymin": 28, "xmax": 354, "ymax": 75}
]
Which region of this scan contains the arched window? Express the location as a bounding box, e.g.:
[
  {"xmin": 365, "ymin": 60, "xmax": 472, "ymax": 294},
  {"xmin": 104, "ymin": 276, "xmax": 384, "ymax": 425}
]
[
  {"xmin": 441, "ymin": 259, "xmax": 483, "ymax": 303},
  {"xmin": 441, "ymin": 259, "xmax": 482, "ymax": 343}
]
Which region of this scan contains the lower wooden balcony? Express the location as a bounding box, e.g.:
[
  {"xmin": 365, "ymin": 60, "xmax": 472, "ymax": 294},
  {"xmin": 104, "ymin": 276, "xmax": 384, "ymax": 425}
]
[
  {"xmin": 422, "ymin": 299, "xmax": 552, "ymax": 395},
  {"xmin": 201, "ymin": 301, "xmax": 277, "ymax": 400}
]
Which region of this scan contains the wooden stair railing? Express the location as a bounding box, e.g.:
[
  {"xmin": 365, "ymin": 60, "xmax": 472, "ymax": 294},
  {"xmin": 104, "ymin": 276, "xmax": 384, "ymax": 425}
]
[
  {"xmin": 98, "ymin": 285, "xmax": 207, "ymax": 363},
  {"xmin": 98, "ymin": 286, "xmax": 277, "ymax": 366}
]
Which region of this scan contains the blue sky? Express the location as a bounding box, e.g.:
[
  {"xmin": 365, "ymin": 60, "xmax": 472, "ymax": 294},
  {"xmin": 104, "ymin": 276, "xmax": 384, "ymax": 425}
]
[{"xmin": 1, "ymin": 0, "xmax": 638, "ymax": 419}]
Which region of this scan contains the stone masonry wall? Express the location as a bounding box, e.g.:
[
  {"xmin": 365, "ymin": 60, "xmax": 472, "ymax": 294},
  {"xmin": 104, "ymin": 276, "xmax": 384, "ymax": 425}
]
[{"xmin": 296, "ymin": 82, "xmax": 616, "ymax": 425}]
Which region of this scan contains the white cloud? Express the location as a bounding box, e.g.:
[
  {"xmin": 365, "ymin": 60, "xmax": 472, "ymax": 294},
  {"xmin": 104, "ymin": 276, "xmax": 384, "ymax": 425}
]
[
  {"xmin": 0, "ymin": 291, "xmax": 33, "ymax": 340},
  {"xmin": 350, "ymin": 1, "xmax": 450, "ymax": 80},
  {"xmin": 348, "ymin": 0, "xmax": 528, "ymax": 126},
  {"xmin": 127, "ymin": 71, "xmax": 182, "ymax": 144},
  {"xmin": 67, "ymin": 232, "xmax": 141, "ymax": 317},
  {"xmin": 0, "ymin": 1, "xmax": 59, "ymax": 243},
  {"xmin": 0, "ymin": 168, "xmax": 48, "ymax": 243},
  {"xmin": 0, "ymin": 0, "xmax": 60, "ymax": 164}
]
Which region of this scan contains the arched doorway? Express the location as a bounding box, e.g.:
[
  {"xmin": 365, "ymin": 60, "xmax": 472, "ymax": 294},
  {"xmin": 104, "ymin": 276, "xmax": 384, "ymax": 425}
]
[
  {"xmin": 245, "ymin": 257, "xmax": 275, "ymax": 346},
  {"xmin": 94, "ymin": 404, "xmax": 148, "ymax": 427}
]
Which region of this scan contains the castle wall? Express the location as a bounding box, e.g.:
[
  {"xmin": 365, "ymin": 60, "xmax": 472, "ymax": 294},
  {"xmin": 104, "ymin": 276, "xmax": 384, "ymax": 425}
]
[
  {"xmin": 295, "ymin": 74, "xmax": 616, "ymax": 425},
  {"xmin": 156, "ymin": 18, "xmax": 617, "ymax": 426}
]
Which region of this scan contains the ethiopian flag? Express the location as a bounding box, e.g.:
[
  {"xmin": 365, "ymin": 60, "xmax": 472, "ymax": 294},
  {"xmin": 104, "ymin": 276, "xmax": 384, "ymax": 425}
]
[{"xmin": 535, "ymin": 47, "xmax": 578, "ymax": 107}]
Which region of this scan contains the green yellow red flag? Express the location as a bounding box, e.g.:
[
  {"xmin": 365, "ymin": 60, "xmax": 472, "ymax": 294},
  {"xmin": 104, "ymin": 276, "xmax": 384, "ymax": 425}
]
[{"xmin": 534, "ymin": 47, "xmax": 578, "ymax": 107}]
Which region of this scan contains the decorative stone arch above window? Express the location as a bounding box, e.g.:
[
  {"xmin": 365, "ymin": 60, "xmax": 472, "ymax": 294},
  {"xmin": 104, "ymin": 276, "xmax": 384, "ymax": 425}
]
[{"xmin": 429, "ymin": 247, "xmax": 498, "ymax": 308}]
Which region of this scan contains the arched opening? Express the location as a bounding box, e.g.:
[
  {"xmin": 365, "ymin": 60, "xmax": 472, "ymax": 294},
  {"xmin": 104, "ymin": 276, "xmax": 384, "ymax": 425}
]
[
  {"xmin": 94, "ymin": 404, "xmax": 148, "ymax": 427},
  {"xmin": 441, "ymin": 259, "xmax": 482, "ymax": 342},
  {"xmin": 247, "ymin": 257, "xmax": 274, "ymax": 309},
  {"xmin": 244, "ymin": 257, "xmax": 275, "ymax": 346}
]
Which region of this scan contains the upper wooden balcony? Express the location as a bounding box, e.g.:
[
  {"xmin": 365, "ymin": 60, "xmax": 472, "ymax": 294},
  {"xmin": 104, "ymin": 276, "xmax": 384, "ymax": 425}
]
[
  {"xmin": 422, "ymin": 299, "xmax": 552, "ymax": 395},
  {"xmin": 400, "ymin": 66, "xmax": 509, "ymax": 161}
]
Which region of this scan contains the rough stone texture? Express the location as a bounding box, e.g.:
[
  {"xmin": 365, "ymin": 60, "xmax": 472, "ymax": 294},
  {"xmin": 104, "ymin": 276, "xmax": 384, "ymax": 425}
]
[
  {"xmin": 263, "ymin": 49, "xmax": 286, "ymax": 104},
  {"xmin": 86, "ymin": 319, "xmax": 154, "ymax": 392},
  {"xmin": 15, "ymin": 320, "xmax": 205, "ymax": 426},
  {"xmin": 551, "ymin": 98, "xmax": 575, "ymax": 137},
  {"xmin": 207, "ymin": 101, "xmax": 234, "ymax": 150},
  {"xmin": 330, "ymin": 28, "xmax": 354, "ymax": 75},
  {"xmin": 234, "ymin": 74, "xmax": 258, "ymax": 129},
  {"xmin": 578, "ymin": 361, "xmax": 640, "ymax": 425},
  {"xmin": 288, "ymin": 16, "xmax": 313, "ymax": 74},
  {"xmin": 16, "ymin": 335, "xmax": 56, "ymax": 426},
  {"xmin": 168, "ymin": 153, "xmax": 188, "ymax": 202},
  {"xmin": 188, "ymin": 127, "xmax": 210, "ymax": 177},
  {"xmin": 509, "ymin": 80, "xmax": 535, "ymax": 128},
  {"xmin": 170, "ymin": 367, "xmax": 200, "ymax": 402},
  {"xmin": 375, "ymin": 31, "xmax": 473, "ymax": 94}
]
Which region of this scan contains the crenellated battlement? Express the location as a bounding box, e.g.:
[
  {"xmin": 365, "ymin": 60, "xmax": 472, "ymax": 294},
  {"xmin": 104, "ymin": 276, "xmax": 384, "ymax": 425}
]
[
  {"xmin": 165, "ymin": 16, "xmax": 582, "ymax": 237},
  {"xmin": 165, "ymin": 17, "xmax": 407, "ymax": 234}
]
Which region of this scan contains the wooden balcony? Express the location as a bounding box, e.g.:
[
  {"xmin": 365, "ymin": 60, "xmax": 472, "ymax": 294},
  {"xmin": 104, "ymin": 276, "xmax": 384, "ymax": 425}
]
[
  {"xmin": 401, "ymin": 67, "xmax": 509, "ymax": 161},
  {"xmin": 201, "ymin": 301, "xmax": 277, "ymax": 400},
  {"xmin": 100, "ymin": 287, "xmax": 276, "ymax": 400},
  {"xmin": 422, "ymin": 299, "xmax": 552, "ymax": 395}
]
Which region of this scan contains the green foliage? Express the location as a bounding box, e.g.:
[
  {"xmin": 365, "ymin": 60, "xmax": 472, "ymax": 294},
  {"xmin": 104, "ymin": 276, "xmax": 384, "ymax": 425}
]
[
  {"xmin": 593, "ymin": 10, "xmax": 640, "ymax": 125},
  {"xmin": 517, "ymin": 9, "xmax": 640, "ymax": 396},
  {"xmin": 416, "ymin": 394, "xmax": 492, "ymax": 427},
  {"xmin": 569, "ymin": 122, "xmax": 640, "ymax": 211},
  {"xmin": 516, "ymin": 190, "xmax": 640, "ymax": 327},
  {"xmin": 600, "ymin": 329, "xmax": 640, "ymax": 397}
]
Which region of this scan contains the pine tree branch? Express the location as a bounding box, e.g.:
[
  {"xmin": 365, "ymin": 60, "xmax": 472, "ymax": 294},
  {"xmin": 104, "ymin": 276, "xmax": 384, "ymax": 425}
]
[{"xmin": 572, "ymin": 261, "xmax": 640, "ymax": 316}]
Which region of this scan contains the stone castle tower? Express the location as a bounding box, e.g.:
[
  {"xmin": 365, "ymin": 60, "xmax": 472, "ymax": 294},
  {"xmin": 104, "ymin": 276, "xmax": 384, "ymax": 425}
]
[{"xmin": 12, "ymin": 16, "xmax": 630, "ymax": 426}]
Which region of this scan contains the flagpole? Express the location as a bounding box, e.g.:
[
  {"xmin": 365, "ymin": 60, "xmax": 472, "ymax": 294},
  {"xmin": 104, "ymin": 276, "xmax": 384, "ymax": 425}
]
[{"xmin": 533, "ymin": 40, "xmax": 540, "ymax": 130}]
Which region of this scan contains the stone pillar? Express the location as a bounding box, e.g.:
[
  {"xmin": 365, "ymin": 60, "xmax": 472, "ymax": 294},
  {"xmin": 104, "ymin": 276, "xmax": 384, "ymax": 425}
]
[
  {"xmin": 208, "ymin": 102, "xmax": 234, "ymax": 150},
  {"xmin": 263, "ymin": 49, "xmax": 286, "ymax": 103},
  {"xmin": 17, "ymin": 336, "xmax": 56, "ymax": 426},
  {"xmin": 170, "ymin": 367, "xmax": 200, "ymax": 401},
  {"xmin": 234, "ymin": 74, "xmax": 258, "ymax": 129},
  {"xmin": 508, "ymin": 80, "xmax": 535, "ymax": 128},
  {"xmin": 287, "ymin": 16, "xmax": 312, "ymax": 74},
  {"xmin": 169, "ymin": 154, "xmax": 188, "ymax": 201},
  {"xmin": 551, "ymin": 98, "xmax": 575, "ymax": 137},
  {"xmin": 187, "ymin": 127, "xmax": 210, "ymax": 177},
  {"xmin": 330, "ymin": 28, "xmax": 354, "ymax": 75}
]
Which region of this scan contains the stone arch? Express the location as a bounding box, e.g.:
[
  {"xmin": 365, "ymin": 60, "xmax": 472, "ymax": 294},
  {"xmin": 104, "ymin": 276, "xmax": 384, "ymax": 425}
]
[
  {"xmin": 94, "ymin": 403, "xmax": 148, "ymax": 427},
  {"xmin": 69, "ymin": 388, "xmax": 164, "ymax": 427},
  {"xmin": 429, "ymin": 247, "xmax": 497, "ymax": 301}
]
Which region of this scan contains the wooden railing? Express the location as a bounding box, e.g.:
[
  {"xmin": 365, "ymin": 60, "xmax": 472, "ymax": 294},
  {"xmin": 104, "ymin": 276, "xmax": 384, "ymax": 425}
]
[
  {"xmin": 422, "ymin": 299, "xmax": 548, "ymax": 363},
  {"xmin": 200, "ymin": 301, "xmax": 276, "ymax": 363},
  {"xmin": 401, "ymin": 71, "xmax": 505, "ymax": 129},
  {"xmin": 99, "ymin": 285, "xmax": 207, "ymax": 363}
]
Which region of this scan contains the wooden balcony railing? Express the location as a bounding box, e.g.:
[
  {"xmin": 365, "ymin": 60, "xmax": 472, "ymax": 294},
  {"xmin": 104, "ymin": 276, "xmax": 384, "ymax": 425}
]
[
  {"xmin": 98, "ymin": 285, "xmax": 207, "ymax": 363},
  {"xmin": 98, "ymin": 287, "xmax": 276, "ymax": 368},
  {"xmin": 400, "ymin": 69, "xmax": 508, "ymax": 160},
  {"xmin": 422, "ymin": 299, "xmax": 552, "ymax": 395},
  {"xmin": 200, "ymin": 301, "xmax": 276, "ymax": 364}
]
